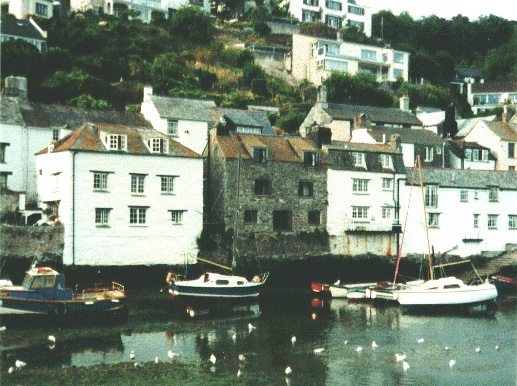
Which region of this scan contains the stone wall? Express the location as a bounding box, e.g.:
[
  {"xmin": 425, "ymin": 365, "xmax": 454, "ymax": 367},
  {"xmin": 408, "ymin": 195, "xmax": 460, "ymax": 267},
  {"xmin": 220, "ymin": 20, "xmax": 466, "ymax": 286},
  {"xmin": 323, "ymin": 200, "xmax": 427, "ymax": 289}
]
[{"xmin": 0, "ymin": 225, "xmax": 64, "ymax": 262}]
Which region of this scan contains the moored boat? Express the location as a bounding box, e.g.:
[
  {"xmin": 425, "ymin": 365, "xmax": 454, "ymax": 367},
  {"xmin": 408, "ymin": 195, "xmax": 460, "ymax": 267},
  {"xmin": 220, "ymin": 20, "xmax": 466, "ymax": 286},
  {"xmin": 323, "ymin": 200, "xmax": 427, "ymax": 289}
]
[
  {"xmin": 491, "ymin": 275, "xmax": 517, "ymax": 295},
  {"xmin": 0, "ymin": 265, "xmax": 126, "ymax": 316},
  {"xmin": 310, "ymin": 282, "xmax": 331, "ymax": 297}
]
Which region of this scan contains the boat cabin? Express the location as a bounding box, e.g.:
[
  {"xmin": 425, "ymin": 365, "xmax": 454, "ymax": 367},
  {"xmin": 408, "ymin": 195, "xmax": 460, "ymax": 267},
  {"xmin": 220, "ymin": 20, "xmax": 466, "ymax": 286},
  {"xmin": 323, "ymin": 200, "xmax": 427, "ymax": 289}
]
[{"xmin": 20, "ymin": 267, "xmax": 73, "ymax": 300}]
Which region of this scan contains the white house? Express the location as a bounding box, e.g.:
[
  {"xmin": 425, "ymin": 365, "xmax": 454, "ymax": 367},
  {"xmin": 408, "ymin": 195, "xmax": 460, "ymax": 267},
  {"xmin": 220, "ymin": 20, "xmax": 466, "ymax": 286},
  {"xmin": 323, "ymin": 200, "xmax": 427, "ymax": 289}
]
[
  {"xmin": 288, "ymin": 33, "xmax": 409, "ymax": 86},
  {"xmin": 289, "ymin": 0, "xmax": 372, "ymax": 36},
  {"xmin": 400, "ymin": 168, "xmax": 517, "ymax": 258},
  {"xmin": 446, "ymin": 141, "xmax": 496, "ymax": 171},
  {"xmin": 35, "ymin": 123, "xmax": 204, "ymax": 266},
  {"xmin": 467, "ymin": 80, "xmax": 517, "ymax": 115},
  {"xmin": 324, "ymin": 140, "xmax": 406, "ymax": 256},
  {"xmin": 464, "ymin": 120, "xmax": 517, "ymax": 171},
  {"xmin": 1, "ymin": 0, "xmax": 53, "ymax": 19},
  {"xmin": 140, "ymin": 87, "xmax": 218, "ymax": 155}
]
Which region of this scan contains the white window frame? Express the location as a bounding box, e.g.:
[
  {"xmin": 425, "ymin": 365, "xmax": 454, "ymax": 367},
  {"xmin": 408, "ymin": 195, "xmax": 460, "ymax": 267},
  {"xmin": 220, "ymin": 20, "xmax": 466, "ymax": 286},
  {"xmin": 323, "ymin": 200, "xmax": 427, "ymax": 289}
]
[
  {"xmin": 107, "ymin": 134, "xmax": 127, "ymax": 151},
  {"xmin": 425, "ymin": 185, "xmax": 438, "ymax": 208},
  {"xmin": 352, "ymin": 179, "xmax": 369, "ymax": 193},
  {"xmin": 167, "ymin": 119, "xmax": 178, "ymax": 136},
  {"xmin": 131, "ymin": 174, "xmax": 146, "ymax": 194},
  {"xmin": 95, "ymin": 208, "xmax": 111, "ymax": 225},
  {"xmin": 148, "ymin": 138, "xmax": 169, "ymax": 154},
  {"xmin": 460, "ymin": 190, "xmax": 468, "ymax": 202},
  {"xmin": 170, "ymin": 210, "xmax": 185, "ymax": 224},
  {"xmin": 352, "ymin": 152, "xmax": 366, "ymax": 168},
  {"xmin": 380, "ymin": 154, "xmax": 393, "ymax": 169},
  {"xmin": 489, "ymin": 187, "xmax": 498, "ymax": 202},
  {"xmin": 465, "ymin": 148, "xmax": 472, "ymax": 161},
  {"xmin": 382, "ymin": 178, "xmax": 393, "ymax": 190},
  {"xmin": 509, "ymin": 215, "xmax": 517, "ymax": 230},
  {"xmin": 425, "ymin": 147, "xmax": 434, "ymax": 162},
  {"xmin": 129, "ymin": 207, "xmax": 147, "ymax": 225},
  {"xmin": 473, "ymin": 149, "xmax": 480, "ymax": 161},
  {"xmin": 52, "ymin": 128, "xmax": 59, "ymax": 141},
  {"xmin": 482, "ymin": 150, "xmax": 489, "ymax": 162},
  {"xmin": 428, "ymin": 213, "xmax": 440, "ymax": 228},
  {"xmin": 352, "ymin": 206, "xmax": 369, "ymax": 219},
  {"xmin": 160, "ymin": 175, "xmax": 175, "ymax": 194},
  {"xmin": 488, "ymin": 214, "xmax": 498, "ymax": 229},
  {"xmin": 382, "ymin": 207, "xmax": 392, "ymax": 219},
  {"xmin": 253, "ymin": 147, "xmax": 268, "ymax": 163},
  {"xmin": 473, "ymin": 214, "xmax": 480, "ymax": 228},
  {"xmin": 93, "ymin": 172, "xmax": 108, "ymax": 191},
  {"xmin": 303, "ymin": 151, "xmax": 319, "ymax": 166}
]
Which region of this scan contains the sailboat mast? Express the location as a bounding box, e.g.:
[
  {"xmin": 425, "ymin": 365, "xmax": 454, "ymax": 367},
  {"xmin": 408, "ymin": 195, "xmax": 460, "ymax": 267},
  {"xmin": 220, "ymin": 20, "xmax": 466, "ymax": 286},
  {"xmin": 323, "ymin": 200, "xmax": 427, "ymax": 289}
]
[
  {"xmin": 417, "ymin": 156, "xmax": 434, "ymax": 280},
  {"xmin": 232, "ymin": 150, "xmax": 241, "ymax": 271}
]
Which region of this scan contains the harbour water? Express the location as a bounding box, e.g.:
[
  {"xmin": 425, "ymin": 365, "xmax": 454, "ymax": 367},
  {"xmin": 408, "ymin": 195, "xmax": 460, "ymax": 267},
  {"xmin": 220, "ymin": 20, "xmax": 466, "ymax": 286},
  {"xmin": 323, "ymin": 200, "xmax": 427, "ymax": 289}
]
[{"xmin": 2, "ymin": 290, "xmax": 516, "ymax": 386}]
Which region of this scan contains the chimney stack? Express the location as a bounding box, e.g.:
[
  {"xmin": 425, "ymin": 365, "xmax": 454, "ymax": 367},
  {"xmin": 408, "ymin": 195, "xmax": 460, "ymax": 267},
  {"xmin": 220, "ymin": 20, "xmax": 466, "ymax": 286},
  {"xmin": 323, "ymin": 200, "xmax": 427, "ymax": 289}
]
[
  {"xmin": 317, "ymin": 85, "xmax": 328, "ymax": 108},
  {"xmin": 143, "ymin": 85, "xmax": 153, "ymax": 102},
  {"xmin": 4, "ymin": 76, "xmax": 28, "ymax": 100},
  {"xmin": 390, "ymin": 134, "xmax": 402, "ymax": 152}
]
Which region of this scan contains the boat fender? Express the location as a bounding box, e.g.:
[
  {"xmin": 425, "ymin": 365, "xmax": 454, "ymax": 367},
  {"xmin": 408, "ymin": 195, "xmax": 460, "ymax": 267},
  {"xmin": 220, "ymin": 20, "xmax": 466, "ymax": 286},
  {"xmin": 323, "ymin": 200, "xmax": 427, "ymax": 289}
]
[
  {"xmin": 252, "ymin": 276, "xmax": 260, "ymax": 283},
  {"xmin": 166, "ymin": 272, "xmax": 173, "ymax": 283},
  {"xmin": 55, "ymin": 303, "xmax": 66, "ymax": 315}
]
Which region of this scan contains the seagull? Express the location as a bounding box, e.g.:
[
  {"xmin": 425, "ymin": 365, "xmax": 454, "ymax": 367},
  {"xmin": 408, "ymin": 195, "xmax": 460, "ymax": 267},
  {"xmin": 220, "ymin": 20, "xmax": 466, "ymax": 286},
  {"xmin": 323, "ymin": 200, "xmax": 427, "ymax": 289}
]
[
  {"xmin": 130, "ymin": 351, "xmax": 136, "ymax": 360},
  {"xmin": 417, "ymin": 338, "xmax": 425, "ymax": 343},
  {"xmin": 239, "ymin": 354, "xmax": 246, "ymax": 362},
  {"xmin": 402, "ymin": 361, "xmax": 410, "ymax": 372},
  {"xmin": 356, "ymin": 346, "xmax": 363, "ymax": 352},
  {"xmin": 8, "ymin": 367, "xmax": 15, "ymax": 374},
  {"xmin": 237, "ymin": 369, "xmax": 242, "ymax": 377},
  {"xmin": 0, "ymin": 326, "xmax": 6, "ymax": 332},
  {"xmin": 15, "ymin": 360, "xmax": 26, "ymax": 369},
  {"xmin": 334, "ymin": 280, "xmax": 340, "ymax": 286},
  {"xmin": 445, "ymin": 346, "xmax": 452, "ymax": 352},
  {"xmin": 495, "ymin": 345, "xmax": 500, "ymax": 351},
  {"xmin": 155, "ymin": 356, "xmax": 160, "ymax": 364},
  {"xmin": 48, "ymin": 335, "xmax": 56, "ymax": 343},
  {"xmin": 285, "ymin": 366, "xmax": 292, "ymax": 375},
  {"xmin": 449, "ymin": 359, "xmax": 456, "ymax": 369},
  {"xmin": 344, "ymin": 340, "xmax": 349, "ymax": 345},
  {"xmin": 291, "ymin": 336, "xmax": 297, "ymax": 345},
  {"xmin": 395, "ymin": 353, "xmax": 407, "ymax": 362},
  {"xmin": 210, "ymin": 354, "xmax": 217, "ymax": 364},
  {"xmin": 134, "ymin": 362, "xmax": 143, "ymax": 369},
  {"xmin": 168, "ymin": 350, "xmax": 178, "ymax": 359},
  {"xmin": 372, "ymin": 341, "xmax": 378, "ymax": 348},
  {"xmin": 313, "ymin": 347, "xmax": 325, "ymax": 354},
  {"xmin": 248, "ymin": 323, "xmax": 256, "ymax": 333},
  {"xmin": 475, "ymin": 347, "xmax": 481, "ymax": 353},
  {"xmin": 232, "ymin": 333, "xmax": 237, "ymax": 342}
]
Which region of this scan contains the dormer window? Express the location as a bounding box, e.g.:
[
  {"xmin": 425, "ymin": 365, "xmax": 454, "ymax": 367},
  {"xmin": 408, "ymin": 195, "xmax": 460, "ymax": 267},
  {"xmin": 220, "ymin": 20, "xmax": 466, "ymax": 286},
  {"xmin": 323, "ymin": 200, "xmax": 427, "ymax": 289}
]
[
  {"xmin": 148, "ymin": 138, "xmax": 168, "ymax": 154},
  {"xmin": 304, "ymin": 151, "xmax": 319, "ymax": 166},
  {"xmin": 482, "ymin": 150, "xmax": 489, "ymax": 162},
  {"xmin": 103, "ymin": 133, "xmax": 127, "ymax": 151},
  {"xmin": 380, "ymin": 154, "xmax": 393, "ymax": 169},
  {"xmin": 352, "ymin": 152, "xmax": 366, "ymax": 169},
  {"xmin": 253, "ymin": 147, "xmax": 268, "ymax": 163}
]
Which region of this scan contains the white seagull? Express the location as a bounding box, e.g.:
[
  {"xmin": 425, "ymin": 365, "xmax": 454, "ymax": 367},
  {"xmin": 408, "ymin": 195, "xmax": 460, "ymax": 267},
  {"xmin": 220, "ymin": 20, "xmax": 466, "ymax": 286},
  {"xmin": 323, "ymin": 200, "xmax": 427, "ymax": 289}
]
[
  {"xmin": 449, "ymin": 359, "xmax": 456, "ymax": 369},
  {"xmin": 210, "ymin": 354, "xmax": 217, "ymax": 364},
  {"xmin": 15, "ymin": 360, "xmax": 26, "ymax": 369},
  {"xmin": 395, "ymin": 353, "xmax": 407, "ymax": 362},
  {"xmin": 495, "ymin": 345, "xmax": 500, "ymax": 351},
  {"xmin": 285, "ymin": 366, "xmax": 292, "ymax": 375},
  {"xmin": 371, "ymin": 341, "xmax": 378, "ymax": 348},
  {"xmin": 168, "ymin": 350, "xmax": 178, "ymax": 359},
  {"xmin": 0, "ymin": 326, "xmax": 6, "ymax": 332},
  {"xmin": 334, "ymin": 280, "xmax": 340, "ymax": 286},
  {"xmin": 248, "ymin": 323, "xmax": 256, "ymax": 333},
  {"xmin": 313, "ymin": 347, "xmax": 325, "ymax": 354},
  {"xmin": 445, "ymin": 346, "xmax": 452, "ymax": 352},
  {"xmin": 134, "ymin": 362, "xmax": 143, "ymax": 369},
  {"xmin": 232, "ymin": 333, "xmax": 237, "ymax": 342},
  {"xmin": 356, "ymin": 346, "xmax": 363, "ymax": 352},
  {"xmin": 155, "ymin": 356, "xmax": 160, "ymax": 364},
  {"xmin": 417, "ymin": 338, "xmax": 425, "ymax": 343},
  {"xmin": 402, "ymin": 361, "xmax": 410, "ymax": 372},
  {"xmin": 237, "ymin": 369, "xmax": 242, "ymax": 377},
  {"xmin": 291, "ymin": 336, "xmax": 297, "ymax": 345},
  {"xmin": 48, "ymin": 335, "xmax": 56, "ymax": 343},
  {"xmin": 475, "ymin": 347, "xmax": 481, "ymax": 353},
  {"xmin": 8, "ymin": 367, "xmax": 15, "ymax": 374},
  {"xmin": 239, "ymin": 353, "xmax": 246, "ymax": 362},
  {"xmin": 130, "ymin": 351, "xmax": 136, "ymax": 360},
  {"xmin": 343, "ymin": 340, "xmax": 349, "ymax": 345}
]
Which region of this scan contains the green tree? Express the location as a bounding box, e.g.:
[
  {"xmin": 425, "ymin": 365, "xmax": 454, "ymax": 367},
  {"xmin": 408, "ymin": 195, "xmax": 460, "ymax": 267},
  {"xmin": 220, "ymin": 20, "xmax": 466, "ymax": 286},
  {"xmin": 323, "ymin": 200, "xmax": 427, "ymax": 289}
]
[
  {"xmin": 169, "ymin": 6, "xmax": 215, "ymax": 47},
  {"xmin": 241, "ymin": 64, "xmax": 266, "ymax": 88},
  {"xmin": 67, "ymin": 94, "xmax": 112, "ymax": 109},
  {"xmin": 149, "ymin": 54, "xmax": 188, "ymax": 93}
]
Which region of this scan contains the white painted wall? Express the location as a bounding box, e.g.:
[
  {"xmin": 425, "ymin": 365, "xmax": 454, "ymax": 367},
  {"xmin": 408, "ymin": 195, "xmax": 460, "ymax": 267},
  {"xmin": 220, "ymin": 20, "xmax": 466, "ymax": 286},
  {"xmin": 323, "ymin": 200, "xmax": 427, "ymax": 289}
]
[{"xmin": 36, "ymin": 150, "xmax": 204, "ymax": 266}]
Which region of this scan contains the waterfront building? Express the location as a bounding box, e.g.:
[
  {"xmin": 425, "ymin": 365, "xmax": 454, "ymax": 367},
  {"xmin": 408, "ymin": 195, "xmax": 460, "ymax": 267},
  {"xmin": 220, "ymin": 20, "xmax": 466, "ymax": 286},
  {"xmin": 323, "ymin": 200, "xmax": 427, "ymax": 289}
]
[{"xmin": 35, "ymin": 122, "xmax": 203, "ymax": 265}]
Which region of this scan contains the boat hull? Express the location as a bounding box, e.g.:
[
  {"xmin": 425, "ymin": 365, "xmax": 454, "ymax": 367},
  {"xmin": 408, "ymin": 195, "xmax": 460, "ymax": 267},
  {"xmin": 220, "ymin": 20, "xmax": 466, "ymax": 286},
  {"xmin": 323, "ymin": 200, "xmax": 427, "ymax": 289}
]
[
  {"xmin": 172, "ymin": 283, "xmax": 263, "ymax": 299},
  {"xmin": 0, "ymin": 298, "xmax": 125, "ymax": 315}
]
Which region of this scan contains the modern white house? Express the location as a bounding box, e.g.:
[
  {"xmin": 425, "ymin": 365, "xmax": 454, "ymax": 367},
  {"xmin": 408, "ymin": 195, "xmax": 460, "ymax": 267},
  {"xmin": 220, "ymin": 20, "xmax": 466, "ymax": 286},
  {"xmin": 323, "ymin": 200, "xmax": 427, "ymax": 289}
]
[
  {"xmin": 69, "ymin": 0, "xmax": 210, "ymax": 23},
  {"xmin": 400, "ymin": 168, "xmax": 517, "ymax": 258},
  {"xmin": 324, "ymin": 139, "xmax": 406, "ymax": 256},
  {"xmin": 464, "ymin": 120, "xmax": 517, "ymax": 171},
  {"xmin": 289, "ymin": 0, "xmax": 372, "ymax": 36},
  {"xmin": 140, "ymin": 87, "xmax": 218, "ymax": 155},
  {"xmin": 467, "ymin": 80, "xmax": 517, "ymax": 115},
  {"xmin": 35, "ymin": 122, "xmax": 204, "ymax": 266},
  {"xmin": 1, "ymin": 0, "xmax": 53, "ymax": 19},
  {"xmin": 288, "ymin": 33, "xmax": 409, "ymax": 86}
]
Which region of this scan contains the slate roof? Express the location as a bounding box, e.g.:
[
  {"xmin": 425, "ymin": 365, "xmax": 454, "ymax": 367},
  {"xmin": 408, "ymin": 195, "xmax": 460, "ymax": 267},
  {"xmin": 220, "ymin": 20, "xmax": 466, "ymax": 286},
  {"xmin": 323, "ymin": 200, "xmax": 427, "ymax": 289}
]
[
  {"xmin": 149, "ymin": 95, "xmax": 218, "ymax": 122},
  {"xmin": 219, "ymin": 108, "xmax": 274, "ymax": 135},
  {"xmin": 324, "ymin": 103, "xmax": 422, "ymax": 126},
  {"xmin": 454, "ymin": 68, "xmax": 483, "ymax": 79},
  {"xmin": 0, "ymin": 16, "xmax": 46, "ymax": 40},
  {"xmin": 35, "ymin": 123, "xmax": 201, "ymax": 158},
  {"xmin": 456, "ymin": 116, "xmax": 497, "ymax": 138},
  {"xmin": 366, "ymin": 127, "xmax": 444, "ymax": 145},
  {"xmin": 0, "ymin": 97, "xmax": 25, "ymax": 125},
  {"xmin": 408, "ymin": 168, "xmax": 517, "ymax": 190},
  {"xmin": 216, "ymin": 133, "xmax": 325, "ymax": 163},
  {"xmin": 471, "ymin": 81, "xmax": 517, "ymax": 94},
  {"xmin": 446, "ymin": 140, "xmax": 495, "ymax": 160},
  {"xmin": 482, "ymin": 121, "xmax": 517, "ymax": 141}
]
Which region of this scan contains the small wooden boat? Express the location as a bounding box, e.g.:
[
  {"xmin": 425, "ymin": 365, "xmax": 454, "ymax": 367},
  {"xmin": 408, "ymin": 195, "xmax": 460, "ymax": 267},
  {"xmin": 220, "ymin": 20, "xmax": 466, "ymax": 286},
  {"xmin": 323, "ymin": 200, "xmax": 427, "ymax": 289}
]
[
  {"xmin": 310, "ymin": 282, "xmax": 331, "ymax": 297},
  {"xmin": 0, "ymin": 266, "xmax": 126, "ymax": 316}
]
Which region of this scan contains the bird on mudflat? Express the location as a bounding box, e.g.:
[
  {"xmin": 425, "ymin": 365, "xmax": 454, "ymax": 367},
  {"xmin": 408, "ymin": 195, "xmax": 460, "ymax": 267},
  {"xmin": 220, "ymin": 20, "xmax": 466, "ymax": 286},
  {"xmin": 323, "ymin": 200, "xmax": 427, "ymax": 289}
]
[
  {"xmin": 15, "ymin": 360, "xmax": 26, "ymax": 369},
  {"xmin": 402, "ymin": 361, "xmax": 410, "ymax": 372},
  {"xmin": 8, "ymin": 367, "xmax": 15, "ymax": 374},
  {"xmin": 285, "ymin": 366, "xmax": 292, "ymax": 375},
  {"xmin": 48, "ymin": 335, "xmax": 56, "ymax": 343},
  {"xmin": 445, "ymin": 346, "xmax": 452, "ymax": 352},
  {"xmin": 155, "ymin": 356, "xmax": 160, "ymax": 364},
  {"xmin": 130, "ymin": 351, "xmax": 136, "ymax": 360},
  {"xmin": 449, "ymin": 359, "xmax": 456, "ymax": 369},
  {"xmin": 291, "ymin": 336, "xmax": 297, "ymax": 345},
  {"xmin": 395, "ymin": 353, "xmax": 407, "ymax": 362},
  {"xmin": 168, "ymin": 350, "xmax": 179, "ymax": 359},
  {"xmin": 495, "ymin": 345, "xmax": 500, "ymax": 351},
  {"xmin": 475, "ymin": 347, "xmax": 481, "ymax": 353},
  {"xmin": 239, "ymin": 353, "xmax": 246, "ymax": 362},
  {"xmin": 417, "ymin": 338, "xmax": 425, "ymax": 343},
  {"xmin": 210, "ymin": 354, "xmax": 216, "ymax": 364},
  {"xmin": 237, "ymin": 369, "xmax": 242, "ymax": 377},
  {"xmin": 356, "ymin": 346, "xmax": 363, "ymax": 352},
  {"xmin": 371, "ymin": 341, "xmax": 378, "ymax": 348},
  {"xmin": 248, "ymin": 323, "xmax": 256, "ymax": 333},
  {"xmin": 0, "ymin": 326, "xmax": 7, "ymax": 332},
  {"xmin": 133, "ymin": 362, "xmax": 143, "ymax": 369}
]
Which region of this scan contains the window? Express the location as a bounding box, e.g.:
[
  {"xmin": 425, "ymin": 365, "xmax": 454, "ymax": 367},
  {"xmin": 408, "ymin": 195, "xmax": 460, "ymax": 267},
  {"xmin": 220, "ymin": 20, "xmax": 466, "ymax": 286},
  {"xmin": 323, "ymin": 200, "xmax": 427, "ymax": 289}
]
[
  {"xmin": 95, "ymin": 208, "xmax": 111, "ymax": 225},
  {"xmin": 510, "ymin": 166, "xmax": 515, "ymax": 171},
  {"xmin": 509, "ymin": 143, "xmax": 515, "ymax": 159},
  {"xmin": 482, "ymin": 150, "xmax": 489, "ymax": 162},
  {"xmin": 167, "ymin": 120, "xmax": 178, "ymax": 136},
  {"xmin": 35, "ymin": 2, "xmax": 48, "ymax": 15},
  {"xmin": 244, "ymin": 210, "xmax": 258, "ymax": 224},
  {"xmin": 317, "ymin": 60, "xmax": 324, "ymax": 71},
  {"xmin": 460, "ymin": 190, "xmax": 468, "ymax": 202},
  {"xmin": 361, "ymin": 49, "xmax": 376, "ymax": 61},
  {"xmin": 382, "ymin": 207, "xmax": 392, "ymax": 219},
  {"xmin": 325, "ymin": 15, "xmax": 342, "ymax": 28},
  {"xmin": 170, "ymin": 210, "xmax": 185, "ymax": 224},
  {"xmin": 382, "ymin": 178, "xmax": 393, "ymax": 190},
  {"xmin": 304, "ymin": 151, "xmax": 319, "ymax": 166},
  {"xmin": 352, "ymin": 179, "xmax": 369, "ymax": 193},
  {"xmin": 93, "ymin": 172, "xmax": 108, "ymax": 191},
  {"xmin": 489, "ymin": 187, "xmax": 498, "ymax": 202},
  {"xmin": 428, "ymin": 213, "xmax": 440, "ymax": 228},
  {"xmin": 0, "ymin": 172, "xmax": 9, "ymax": 189},
  {"xmin": 131, "ymin": 174, "xmax": 146, "ymax": 194},
  {"xmin": 325, "ymin": 0, "xmax": 341, "ymax": 10},
  {"xmin": 52, "ymin": 128, "xmax": 59, "ymax": 141},
  {"xmin": 425, "ymin": 147, "xmax": 434, "ymax": 162},
  {"xmin": 148, "ymin": 138, "xmax": 168, "ymax": 154},
  {"xmin": 253, "ymin": 147, "xmax": 267, "ymax": 163},
  {"xmin": 311, "ymin": 42, "xmax": 318, "ymax": 57},
  {"xmin": 255, "ymin": 179, "xmax": 271, "ymax": 195},
  {"xmin": 348, "ymin": 4, "xmax": 364, "ymax": 14},
  {"xmin": 488, "ymin": 214, "xmax": 498, "ymax": 229},
  {"xmin": 303, "ymin": 0, "xmax": 318, "ymax": 5},
  {"xmin": 473, "ymin": 214, "xmax": 480, "ymax": 228},
  {"xmin": 52, "ymin": 173, "xmax": 60, "ymax": 193},
  {"xmin": 347, "ymin": 20, "xmax": 364, "ymax": 31},
  {"xmin": 299, "ymin": 181, "xmax": 314, "ymax": 197},
  {"xmin": 106, "ymin": 134, "xmax": 126, "ymax": 151},
  {"xmin": 0, "ymin": 143, "xmax": 8, "ymax": 163},
  {"xmin": 424, "ymin": 185, "xmax": 438, "ymax": 208},
  {"xmin": 473, "ymin": 149, "xmax": 480, "ymax": 161},
  {"xmin": 160, "ymin": 176, "xmax": 175, "ymax": 194},
  {"xmin": 130, "ymin": 207, "xmax": 147, "ymax": 224},
  {"xmin": 273, "ymin": 210, "xmax": 292, "ymax": 231},
  {"xmin": 380, "ymin": 154, "xmax": 393, "ymax": 169},
  {"xmin": 509, "ymin": 215, "xmax": 517, "ymax": 229},
  {"xmin": 352, "ymin": 206, "xmax": 369, "ymax": 219},
  {"xmin": 325, "ymin": 59, "xmax": 347, "ymax": 72},
  {"xmin": 307, "ymin": 210, "xmax": 320, "ymax": 225},
  {"xmin": 352, "ymin": 152, "xmax": 366, "ymax": 168},
  {"xmin": 393, "ymin": 52, "xmax": 404, "ymax": 64},
  {"xmin": 465, "ymin": 148, "xmax": 472, "ymax": 161},
  {"xmin": 393, "ymin": 68, "xmax": 404, "ymax": 78}
]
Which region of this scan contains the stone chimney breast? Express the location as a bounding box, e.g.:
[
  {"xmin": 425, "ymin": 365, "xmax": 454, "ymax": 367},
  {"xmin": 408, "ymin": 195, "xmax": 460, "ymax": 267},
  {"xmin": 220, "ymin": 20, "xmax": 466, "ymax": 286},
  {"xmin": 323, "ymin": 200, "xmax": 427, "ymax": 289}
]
[{"xmin": 5, "ymin": 76, "xmax": 28, "ymax": 100}]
